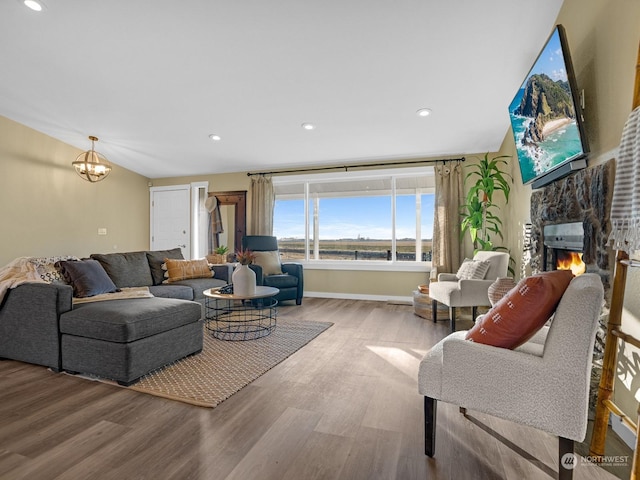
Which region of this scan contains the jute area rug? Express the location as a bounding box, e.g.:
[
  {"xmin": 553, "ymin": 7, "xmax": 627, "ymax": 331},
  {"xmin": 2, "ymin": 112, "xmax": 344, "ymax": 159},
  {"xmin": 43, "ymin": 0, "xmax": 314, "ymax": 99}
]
[{"xmin": 122, "ymin": 319, "xmax": 332, "ymax": 408}]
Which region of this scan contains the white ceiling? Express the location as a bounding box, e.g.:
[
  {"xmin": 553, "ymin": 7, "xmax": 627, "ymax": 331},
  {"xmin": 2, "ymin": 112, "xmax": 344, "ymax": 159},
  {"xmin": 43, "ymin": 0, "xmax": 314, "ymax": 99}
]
[{"xmin": 0, "ymin": 0, "xmax": 564, "ymax": 179}]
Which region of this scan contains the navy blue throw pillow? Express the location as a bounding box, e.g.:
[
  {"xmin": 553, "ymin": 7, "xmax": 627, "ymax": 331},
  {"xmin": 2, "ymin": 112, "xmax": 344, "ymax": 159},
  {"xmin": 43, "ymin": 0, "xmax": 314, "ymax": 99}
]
[{"xmin": 56, "ymin": 259, "xmax": 118, "ymax": 298}]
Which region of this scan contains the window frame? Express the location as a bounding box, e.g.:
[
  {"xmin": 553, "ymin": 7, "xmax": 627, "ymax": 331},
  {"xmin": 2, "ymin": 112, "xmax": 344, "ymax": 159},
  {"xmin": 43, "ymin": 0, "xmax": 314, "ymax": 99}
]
[{"xmin": 272, "ymin": 166, "xmax": 434, "ymax": 272}]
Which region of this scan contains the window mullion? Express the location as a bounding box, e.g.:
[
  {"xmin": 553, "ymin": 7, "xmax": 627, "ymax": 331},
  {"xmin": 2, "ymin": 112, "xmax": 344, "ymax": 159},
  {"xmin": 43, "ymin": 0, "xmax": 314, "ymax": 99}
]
[
  {"xmin": 416, "ymin": 189, "xmax": 422, "ymax": 262},
  {"xmin": 313, "ymin": 195, "xmax": 320, "ymax": 260},
  {"xmin": 304, "ymin": 182, "xmax": 310, "ymax": 261},
  {"xmin": 391, "ymin": 177, "xmax": 397, "ymax": 262}
]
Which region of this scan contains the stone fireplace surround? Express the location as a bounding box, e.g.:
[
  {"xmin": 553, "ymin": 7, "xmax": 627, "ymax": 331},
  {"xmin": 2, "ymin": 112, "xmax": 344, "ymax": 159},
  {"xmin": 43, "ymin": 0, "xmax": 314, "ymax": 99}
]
[
  {"xmin": 529, "ymin": 159, "xmax": 615, "ymax": 408},
  {"xmin": 529, "ymin": 158, "xmax": 615, "ymax": 299}
]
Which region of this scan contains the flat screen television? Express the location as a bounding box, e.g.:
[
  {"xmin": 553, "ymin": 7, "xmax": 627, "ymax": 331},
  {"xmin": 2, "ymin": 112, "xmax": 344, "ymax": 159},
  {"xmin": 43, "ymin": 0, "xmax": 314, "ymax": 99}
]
[{"xmin": 508, "ymin": 24, "xmax": 589, "ymax": 188}]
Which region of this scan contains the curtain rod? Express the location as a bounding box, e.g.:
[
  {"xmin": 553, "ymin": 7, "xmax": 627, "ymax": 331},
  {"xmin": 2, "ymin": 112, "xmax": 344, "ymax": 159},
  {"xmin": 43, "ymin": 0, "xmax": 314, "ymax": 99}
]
[{"xmin": 247, "ymin": 157, "xmax": 465, "ymax": 177}]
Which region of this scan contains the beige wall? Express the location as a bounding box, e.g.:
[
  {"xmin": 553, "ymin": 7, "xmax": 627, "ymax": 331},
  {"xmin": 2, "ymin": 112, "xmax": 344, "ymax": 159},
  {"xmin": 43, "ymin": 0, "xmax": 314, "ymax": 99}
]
[
  {"xmin": 0, "ymin": 116, "xmax": 150, "ymax": 266},
  {"xmin": 153, "ymin": 169, "xmax": 431, "ymax": 299},
  {"xmin": 500, "ymin": 0, "xmax": 640, "ymax": 424}
]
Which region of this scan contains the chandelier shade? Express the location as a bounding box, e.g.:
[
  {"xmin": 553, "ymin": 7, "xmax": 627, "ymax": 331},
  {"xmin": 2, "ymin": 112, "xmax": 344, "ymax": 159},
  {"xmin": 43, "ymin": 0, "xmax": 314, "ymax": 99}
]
[{"xmin": 72, "ymin": 136, "xmax": 112, "ymax": 182}]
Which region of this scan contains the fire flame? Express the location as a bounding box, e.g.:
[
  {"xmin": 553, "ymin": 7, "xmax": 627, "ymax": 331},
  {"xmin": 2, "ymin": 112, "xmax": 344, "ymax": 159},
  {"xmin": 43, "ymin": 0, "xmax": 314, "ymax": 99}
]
[{"xmin": 556, "ymin": 252, "xmax": 586, "ymax": 276}]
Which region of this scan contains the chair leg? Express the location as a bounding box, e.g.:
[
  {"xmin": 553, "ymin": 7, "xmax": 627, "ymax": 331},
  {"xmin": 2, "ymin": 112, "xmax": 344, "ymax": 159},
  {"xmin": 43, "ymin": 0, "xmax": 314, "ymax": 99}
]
[
  {"xmin": 558, "ymin": 436, "xmax": 575, "ymax": 480},
  {"xmin": 450, "ymin": 307, "xmax": 456, "ymax": 331},
  {"xmin": 472, "ymin": 306, "xmax": 477, "ymax": 320},
  {"xmin": 424, "ymin": 396, "xmax": 437, "ymax": 457},
  {"xmin": 431, "ymin": 299, "xmax": 437, "ymax": 323}
]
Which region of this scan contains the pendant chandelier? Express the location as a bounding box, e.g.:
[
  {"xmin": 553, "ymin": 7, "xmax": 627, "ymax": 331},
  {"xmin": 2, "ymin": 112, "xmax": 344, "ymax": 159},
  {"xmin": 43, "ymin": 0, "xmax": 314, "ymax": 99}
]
[{"xmin": 72, "ymin": 136, "xmax": 112, "ymax": 182}]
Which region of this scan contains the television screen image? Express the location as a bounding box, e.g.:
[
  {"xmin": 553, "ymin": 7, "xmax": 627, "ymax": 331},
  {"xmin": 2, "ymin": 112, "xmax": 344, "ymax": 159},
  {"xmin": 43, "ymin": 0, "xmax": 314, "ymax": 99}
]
[{"xmin": 508, "ymin": 25, "xmax": 588, "ymax": 186}]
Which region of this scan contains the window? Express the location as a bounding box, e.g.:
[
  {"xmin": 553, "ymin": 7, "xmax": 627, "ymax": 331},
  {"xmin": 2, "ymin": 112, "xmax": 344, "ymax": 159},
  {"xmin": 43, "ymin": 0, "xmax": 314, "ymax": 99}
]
[{"xmin": 273, "ymin": 167, "xmax": 435, "ymax": 265}]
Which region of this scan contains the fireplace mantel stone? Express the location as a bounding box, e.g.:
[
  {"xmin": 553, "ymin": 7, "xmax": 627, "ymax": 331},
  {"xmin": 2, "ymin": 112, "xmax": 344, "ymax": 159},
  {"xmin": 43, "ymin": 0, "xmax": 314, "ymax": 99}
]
[{"xmin": 529, "ymin": 158, "xmax": 615, "ymax": 299}]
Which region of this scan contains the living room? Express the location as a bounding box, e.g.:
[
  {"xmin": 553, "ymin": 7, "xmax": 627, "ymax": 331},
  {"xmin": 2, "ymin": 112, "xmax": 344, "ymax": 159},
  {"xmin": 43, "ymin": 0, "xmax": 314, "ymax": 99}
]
[{"xmin": 1, "ymin": 0, "xmax": 640, "ymax": 478}]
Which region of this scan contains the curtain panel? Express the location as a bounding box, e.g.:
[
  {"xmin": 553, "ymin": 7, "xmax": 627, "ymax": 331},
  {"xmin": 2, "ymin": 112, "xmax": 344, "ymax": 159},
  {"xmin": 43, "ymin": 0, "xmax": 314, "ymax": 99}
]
[
  {"xmin": 250, "ymin": 175, "xmax": 275, "ymax": 235},
  {"xmin": 433, "ymin": 162, "xmax": 463, "ymax": 275}
]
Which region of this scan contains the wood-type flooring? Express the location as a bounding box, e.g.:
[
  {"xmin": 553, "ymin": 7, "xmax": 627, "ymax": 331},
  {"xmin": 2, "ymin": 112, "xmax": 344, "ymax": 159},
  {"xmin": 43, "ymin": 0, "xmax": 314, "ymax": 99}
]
[{"xmin": 0, "ymin": 298, "xmax": 631, "ymax": 479}]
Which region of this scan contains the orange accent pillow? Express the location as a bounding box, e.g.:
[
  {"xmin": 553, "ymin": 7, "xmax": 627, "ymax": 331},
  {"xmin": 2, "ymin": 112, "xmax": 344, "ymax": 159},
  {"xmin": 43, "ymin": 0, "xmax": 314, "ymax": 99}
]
[
  {"xmin": 163, "ymin": 258, "xmax": 213, "ymax": 283},
  {"xmin": 465, "ymin": 269, "xmax": 574, "ymax": 349}
]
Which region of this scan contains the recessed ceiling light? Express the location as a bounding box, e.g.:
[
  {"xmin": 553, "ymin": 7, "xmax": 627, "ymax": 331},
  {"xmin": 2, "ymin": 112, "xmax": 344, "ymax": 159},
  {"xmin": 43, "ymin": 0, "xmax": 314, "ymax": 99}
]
[
  {"xmin": 23, "ymin": 0, "xmax": 45, "ymax": 11},
  {"xmin": 209, "ymin": 134, "xmax": 221, "ymax": 141},
  {"xmin": 301, "ymin": 123, "xmax": 315, "ymax": 130},
  {"xmin": 416, "ymin": 108, "xmax": 432, "ymax": 117}
]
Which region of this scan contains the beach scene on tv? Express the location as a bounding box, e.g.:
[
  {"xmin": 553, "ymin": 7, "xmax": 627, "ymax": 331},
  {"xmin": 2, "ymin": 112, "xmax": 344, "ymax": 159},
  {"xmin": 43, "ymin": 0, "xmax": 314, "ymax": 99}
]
[{"xmin": 509, "ymin": 27, "xmax": 585, "ymax": 184}]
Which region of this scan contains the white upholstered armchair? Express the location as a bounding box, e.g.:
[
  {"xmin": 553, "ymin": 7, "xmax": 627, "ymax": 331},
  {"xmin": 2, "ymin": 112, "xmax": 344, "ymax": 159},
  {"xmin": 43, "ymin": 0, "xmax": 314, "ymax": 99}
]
[
  {"xmin": 418, "ymin": 273, "xmax": 604, "ymax": 480},
  {"xmin": 429, "ymin": 250, "xmax": 509, "ymax": 331}
]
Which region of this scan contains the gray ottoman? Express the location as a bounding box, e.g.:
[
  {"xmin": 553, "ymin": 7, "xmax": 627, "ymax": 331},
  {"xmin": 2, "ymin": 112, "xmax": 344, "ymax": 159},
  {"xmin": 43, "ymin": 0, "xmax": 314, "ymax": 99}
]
[{"xmin": 60, "ymin": 297, "xmax": 202, "ymax": 386}]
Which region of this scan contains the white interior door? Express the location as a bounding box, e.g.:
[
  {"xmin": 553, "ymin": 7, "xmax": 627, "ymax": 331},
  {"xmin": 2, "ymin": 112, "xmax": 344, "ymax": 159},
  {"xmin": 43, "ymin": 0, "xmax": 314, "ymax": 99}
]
[{"xmin": 150, "ymin": 185, "xmax": 191, "ymax": 258}]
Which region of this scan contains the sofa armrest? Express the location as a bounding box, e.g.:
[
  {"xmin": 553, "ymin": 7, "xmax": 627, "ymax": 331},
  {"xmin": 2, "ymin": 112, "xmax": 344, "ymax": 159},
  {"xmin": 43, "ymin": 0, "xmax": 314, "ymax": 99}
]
[
  {"xmin": 437, "ymin": 273, "xmax": 458, "ymax": 282},
  {"xmin": 210, "ymin": 264, "xmax": 234, "ymax": 283},
  {"xmin": 282, "ymin": 262, "xmax": 304, "ymax": 304},
  {"xmin": 249, "ymin": 264, "xmax": 264, "ymax": 286},
  {"xmin": 0, "ymin": 282, "xmax": 73, "ymax": 369},
  {"xmin": 438, "ymin": 335, "xmax": 587, "ymax": 439},
  {"xmin": 282, "ymin": 262, "xmax": 303, "ymax": 278}
]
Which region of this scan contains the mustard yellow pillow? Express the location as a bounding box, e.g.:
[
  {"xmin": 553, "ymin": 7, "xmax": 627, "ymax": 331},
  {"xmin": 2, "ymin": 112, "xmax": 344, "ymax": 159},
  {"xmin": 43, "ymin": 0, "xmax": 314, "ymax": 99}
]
[{"xmin": 163, "ymin": 258, "xmax": 214, "ymax": 283}]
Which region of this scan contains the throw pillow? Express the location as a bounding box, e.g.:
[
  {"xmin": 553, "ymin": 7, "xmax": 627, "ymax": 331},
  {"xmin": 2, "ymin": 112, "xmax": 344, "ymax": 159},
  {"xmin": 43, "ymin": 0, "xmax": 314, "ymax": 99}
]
[
  {"xmin": 456, "ymin": 258, "xmax": 491, "ymax": 280},
  {"xmin": 55, "ymin": 259, "xmax": 118, "ymax": 298},
  {"xmin": 28, "ymin": 255, "xmax": 80, "ymax": 283},
  {"xmin": 90, "ymin": 251, "xmax": 153, "ymax": 288},
  {"xmin": 163, "ymin": 258, "xmax": 214, "ymax": 283},
  {"xmin": 487, "ymin": 277, "xmax": 517, "ymax": 306},
  {"xmin": 465, "ymin": 269, "xmax": 574, "ymax": 349},
  {"xmin": 252, "ymin": 250, "xmax": 283, "ymax": 275},
  {"xmin": 146, "ymin": 248, "xmax": 184, "ymax": 285}
]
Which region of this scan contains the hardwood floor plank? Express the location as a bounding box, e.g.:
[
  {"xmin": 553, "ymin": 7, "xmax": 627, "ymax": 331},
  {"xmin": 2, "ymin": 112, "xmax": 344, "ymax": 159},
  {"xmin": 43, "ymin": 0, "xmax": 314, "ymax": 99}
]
[
  {"xmin": 0, "ymin": 450, "xmax": 28, "ymax": 477},
  {"xmin": 337, "ymin": 425, "xmax": 403, "ymax": 480},
  {"xmin": 281, "ymin": 431, "xmax": 354, "ymax": 480},
  {"xmin": 224, "ymin": 407, "xmax": 321, "ymax": 480}
]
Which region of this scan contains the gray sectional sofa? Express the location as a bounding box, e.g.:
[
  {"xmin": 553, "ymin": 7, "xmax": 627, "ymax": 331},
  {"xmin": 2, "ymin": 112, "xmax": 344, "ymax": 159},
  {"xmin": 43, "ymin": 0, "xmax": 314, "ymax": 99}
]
[{"xmin": 0, "ymin": 249, "xmax": 230, "ymax": 385}]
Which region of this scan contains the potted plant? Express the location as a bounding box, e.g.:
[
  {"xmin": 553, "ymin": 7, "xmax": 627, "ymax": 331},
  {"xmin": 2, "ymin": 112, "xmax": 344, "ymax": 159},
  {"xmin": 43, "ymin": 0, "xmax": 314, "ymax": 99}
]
[
  {"xmin": 235, "ymin": 248, "xmax": 256, "ymax": 265},
  {"xmin": 214, "ymin": 245, "xmax": 229, "ymax": 263},
  {"xmin": 207, "ymin": 245, "xmax": 229, "ymax": 264},
  {"xmin": 460, "ymin": 152, "xmax": 513, "ymax": 255}
]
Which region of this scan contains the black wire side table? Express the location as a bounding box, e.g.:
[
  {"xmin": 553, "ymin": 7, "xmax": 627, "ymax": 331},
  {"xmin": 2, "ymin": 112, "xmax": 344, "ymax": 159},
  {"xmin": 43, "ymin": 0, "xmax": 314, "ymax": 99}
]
[{"xmin": 203, "ymin": 286, "xmax": 279, "ymax": 341}]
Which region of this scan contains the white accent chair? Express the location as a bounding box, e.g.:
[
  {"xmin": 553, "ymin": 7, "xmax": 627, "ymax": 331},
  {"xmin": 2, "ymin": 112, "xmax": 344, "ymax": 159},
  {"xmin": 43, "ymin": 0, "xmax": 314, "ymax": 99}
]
[
  {"xmin": 429, "ymin": 251, "xmax": 510, "ymax": 331},
  {"xmin": 418, "ymin": 273, "xmax": 604, "ymax": 480}
]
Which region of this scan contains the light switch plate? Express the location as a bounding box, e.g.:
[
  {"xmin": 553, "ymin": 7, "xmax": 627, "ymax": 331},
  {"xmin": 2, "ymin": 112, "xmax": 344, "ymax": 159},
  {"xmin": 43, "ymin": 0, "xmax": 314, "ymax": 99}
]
[{"xmin": 98, "ymin": 228, "xmax": 107, "ymax": 235}]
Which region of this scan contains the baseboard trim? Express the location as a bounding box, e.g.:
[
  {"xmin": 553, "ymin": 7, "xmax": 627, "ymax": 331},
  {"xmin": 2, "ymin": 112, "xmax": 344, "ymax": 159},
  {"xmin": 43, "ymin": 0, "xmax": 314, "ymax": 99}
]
[
  {"xmin": 611, "ymin": 413, "xmax": 637, "ymax": 449},
  {"xmin": 304, "ymin": 291, "xmax": 413, "ymax": 304}
]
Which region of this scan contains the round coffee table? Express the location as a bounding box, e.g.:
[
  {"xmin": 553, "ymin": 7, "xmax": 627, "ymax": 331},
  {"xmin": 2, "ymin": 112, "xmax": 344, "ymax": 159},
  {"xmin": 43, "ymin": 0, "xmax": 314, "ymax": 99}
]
[{"xmin": 203, "ymin": 286, "xmax": 279, "ymax": 341}]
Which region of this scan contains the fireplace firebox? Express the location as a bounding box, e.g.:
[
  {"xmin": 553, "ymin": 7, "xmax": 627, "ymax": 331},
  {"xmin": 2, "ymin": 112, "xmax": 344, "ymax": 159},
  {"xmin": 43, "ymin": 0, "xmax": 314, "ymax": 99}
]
[{"xmin": 543, "ymin": 222, "xmax": 587, "ymax": 275}]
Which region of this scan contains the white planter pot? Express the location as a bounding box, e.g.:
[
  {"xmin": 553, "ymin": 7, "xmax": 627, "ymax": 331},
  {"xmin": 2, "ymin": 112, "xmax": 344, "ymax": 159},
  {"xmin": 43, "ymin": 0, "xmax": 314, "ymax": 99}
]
[{"xmin": 232, "ymin": 264, "xmax": 256, "ymax": 296}]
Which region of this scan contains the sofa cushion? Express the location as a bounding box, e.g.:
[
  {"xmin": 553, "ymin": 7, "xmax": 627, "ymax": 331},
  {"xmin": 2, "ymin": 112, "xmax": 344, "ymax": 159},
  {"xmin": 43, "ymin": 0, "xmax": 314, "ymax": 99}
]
[
  {"xmin": 60, "ymin": 297, "xmax": 202, "ymax": 343},
  {"xmin": 264, "ymin": 274, "xmax": 298, "ymax": 289},
  {"xmin": 90, "ymin": 252, "xmax": 153, "ymax": 288},
  {"xmin": 146, "ymin": 248, "xmax": 184, "ymax": 285},
  {"xmin": 56, "ymin": 259, "xmax": 118, "ymax": 298},
  {"xmin": 163, "ymin": 258, "xmax": 213, "ymax": 283},
  {"xmin": 148, "ymin": 284, "xmax": 194, "ymax": 300},
  {"xmin": 465, "ymin": 269, "xmax": 574, "ymax": 349},
  {"xmin": 170, "ymin": 277, "xmax": 227, "ymax": 301}
]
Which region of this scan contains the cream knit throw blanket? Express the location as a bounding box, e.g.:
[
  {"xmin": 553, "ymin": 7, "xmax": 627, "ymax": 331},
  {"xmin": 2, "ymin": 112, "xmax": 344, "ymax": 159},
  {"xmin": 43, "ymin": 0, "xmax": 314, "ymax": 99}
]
[
  {"xmin": 609, "ymin": 106, "xmax": 640, "ymax": 254},
  {"xmin": 0, "ymin": 257, "xmax": 46, "ymax": 303}
]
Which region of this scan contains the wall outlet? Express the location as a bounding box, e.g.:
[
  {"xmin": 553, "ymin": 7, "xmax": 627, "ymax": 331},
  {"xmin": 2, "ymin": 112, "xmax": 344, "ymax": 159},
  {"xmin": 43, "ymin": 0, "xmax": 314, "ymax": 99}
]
[{"xmin": 98, "ymin": 228, "xmax": 107, "ymax": 236}]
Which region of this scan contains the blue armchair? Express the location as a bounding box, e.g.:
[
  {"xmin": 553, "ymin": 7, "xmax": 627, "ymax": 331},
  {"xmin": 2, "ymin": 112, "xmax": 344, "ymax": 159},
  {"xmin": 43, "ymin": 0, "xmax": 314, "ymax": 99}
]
[{"xmin": 241, "ymin": 236, "xmax": 304, "ymax": 305}]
